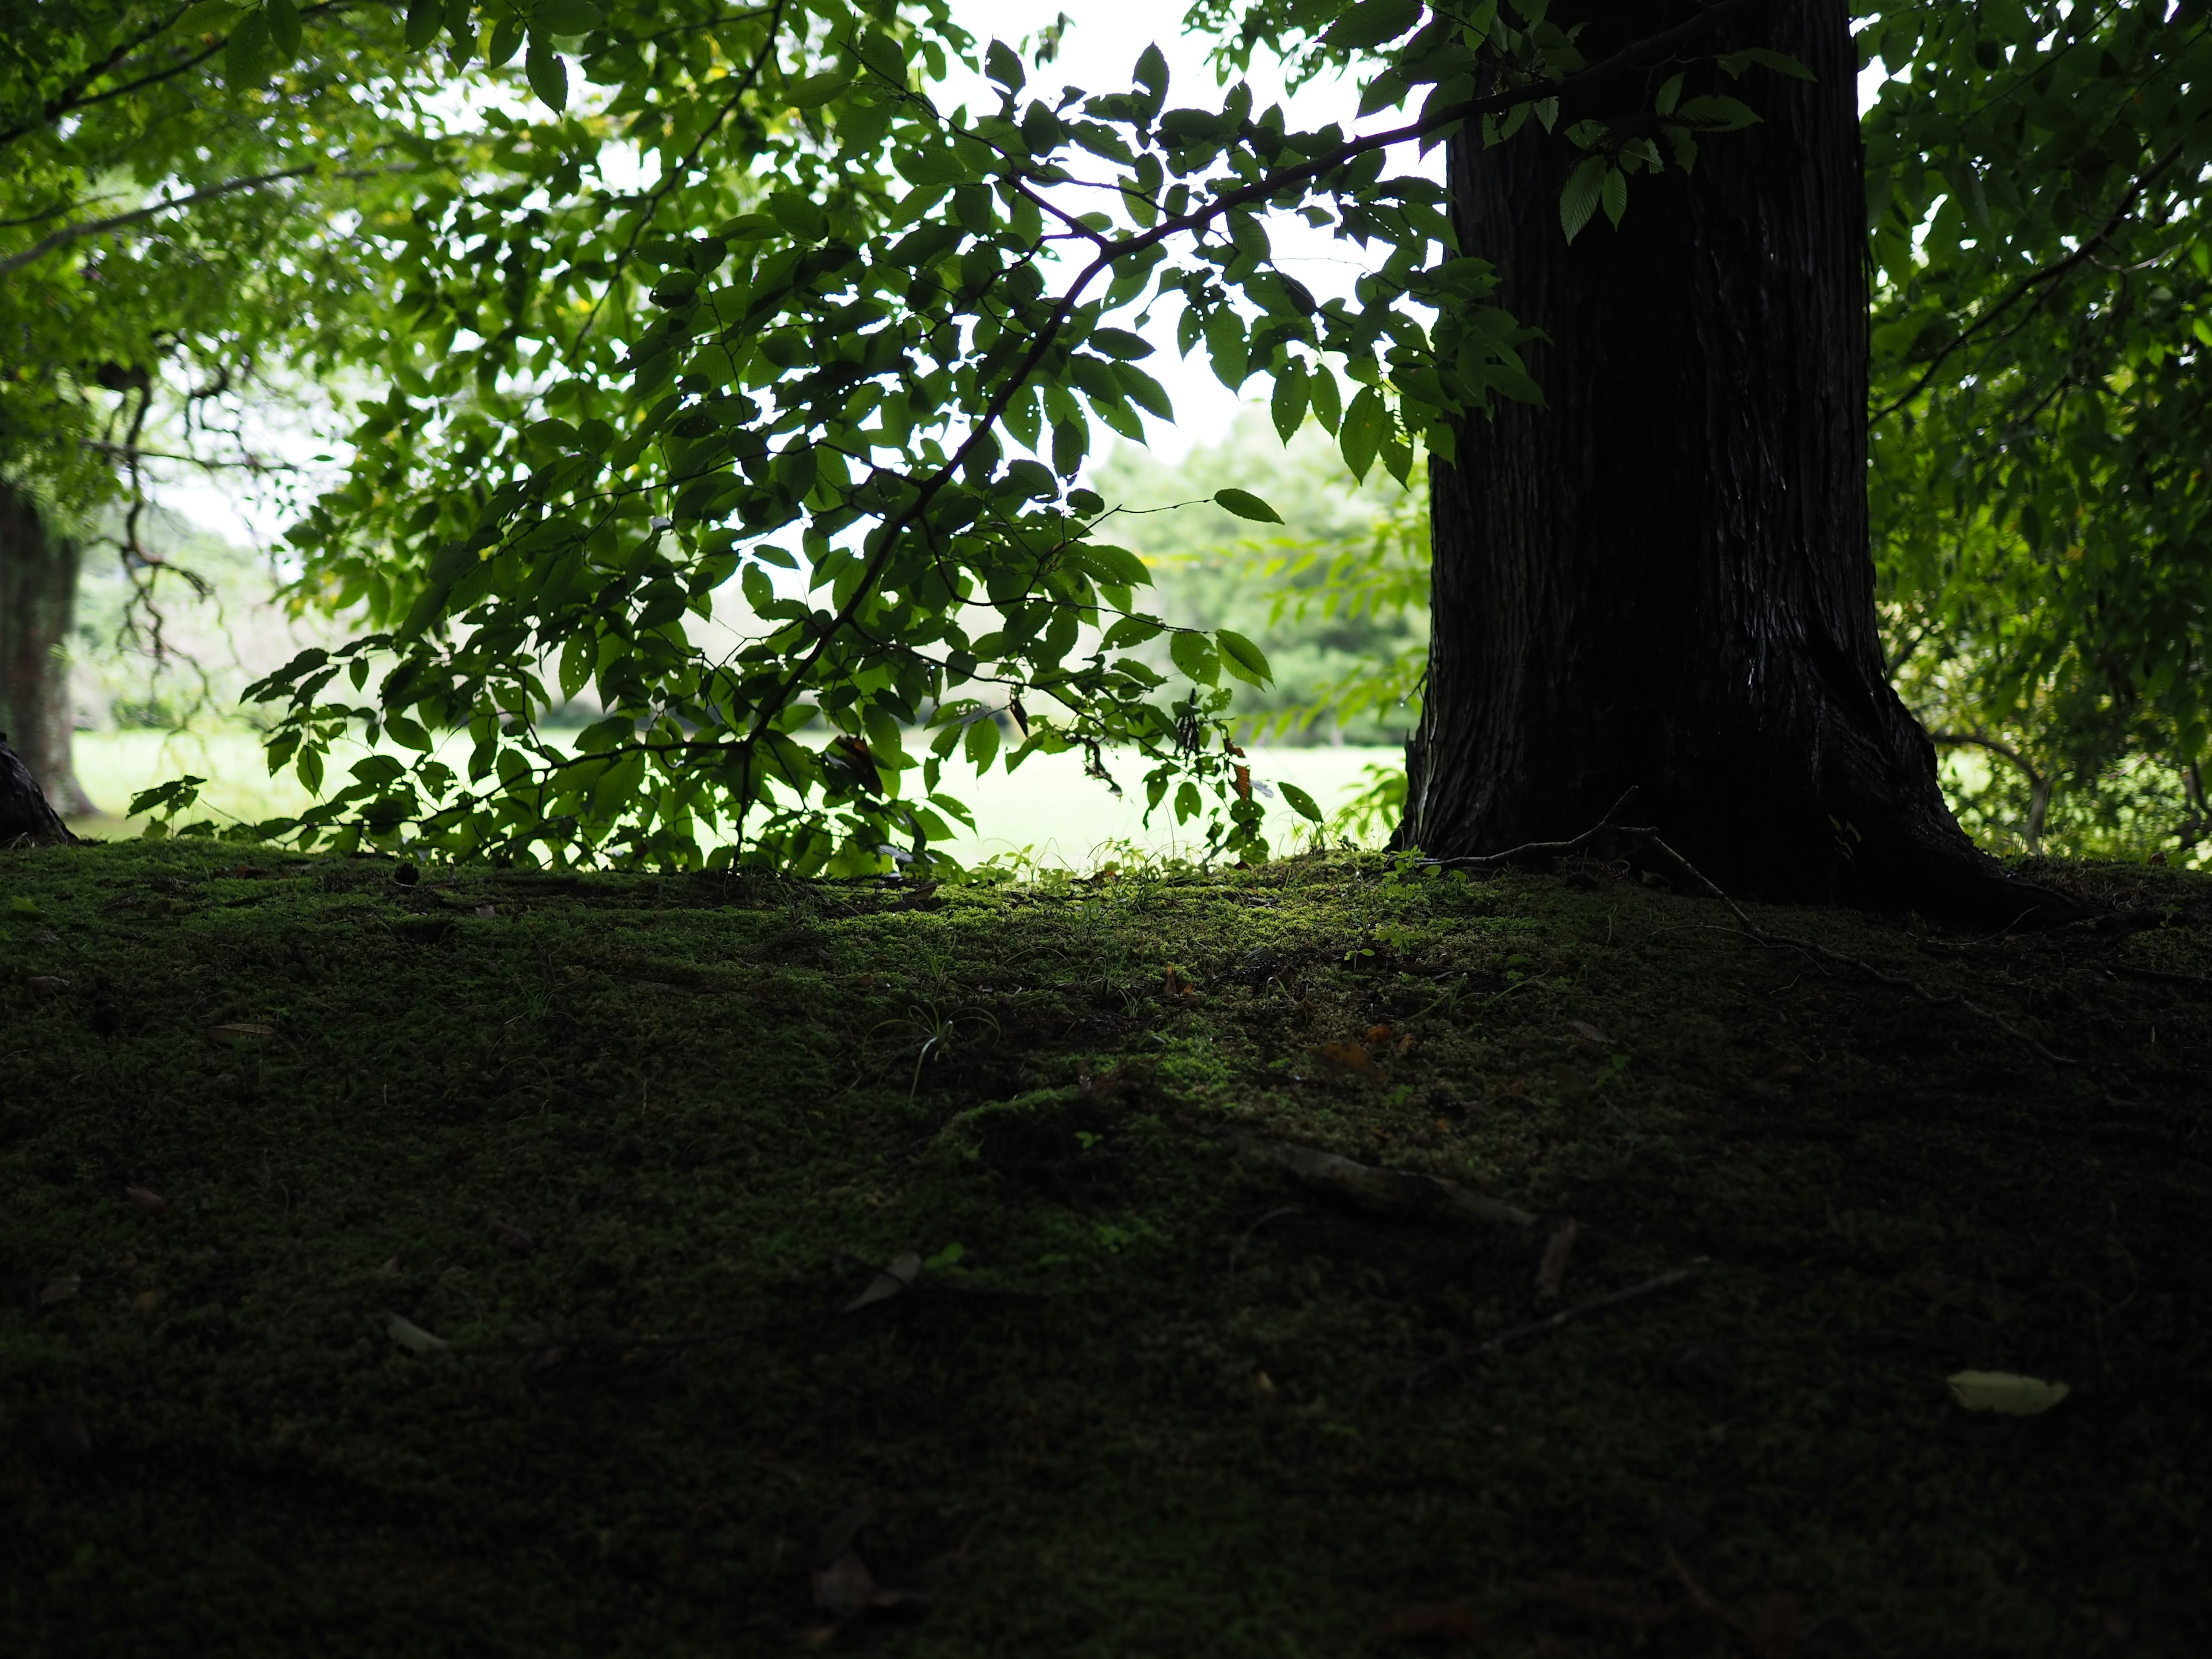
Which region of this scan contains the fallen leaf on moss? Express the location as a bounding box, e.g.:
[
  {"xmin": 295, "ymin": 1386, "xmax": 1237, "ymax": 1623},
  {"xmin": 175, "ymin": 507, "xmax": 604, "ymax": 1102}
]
[
  {"xmin": 1315, "ymin": 1041, "xmax": 1376, "ymax": 1074},
  {"xmin": 843, "ymin": 1252, "xmax": 921, "ymax": 1312},
  {"xmin": 387, "ymin": 1312, "xmax": 449, "ymax": 1353},
  {"xmin": 132, "ymin": 1290, "xmax": 160, "ymax": 1316},
  {"xmin": 1946, "ymin": 1370, "xmax": 2069, "ymax": 1415},
  {"xmin": 125, "ymin": 1186, "xmax": 167, "ymax": 1211},
  {"xmin": 27, "ymin": 975, "xmax": 70, "ymax": 995},
  {"xmin": 208, "ymin": 1022, "xmax": 275, "ymax": 1046},
  {"xmin": 38, "ymin": 1274, "xmax": 79, "ymax": 1305}
]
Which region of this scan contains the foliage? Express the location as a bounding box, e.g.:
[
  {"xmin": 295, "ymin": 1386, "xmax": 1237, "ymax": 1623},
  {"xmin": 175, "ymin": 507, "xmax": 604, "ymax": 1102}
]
[
  {"xmin": 1092, "ymin": 415, "xmax": 1425, "ymax": 749},
  {"xmin": 1862, "ymin": 0, "xmax": 2212, "ymax": 863},
  {"xmin": 183, "ymin": 0, "xmax": 1783, "ymax": 874},
  {"xmin": 0, "ymin": 0, "xmax": 442, "ymax": 634}
]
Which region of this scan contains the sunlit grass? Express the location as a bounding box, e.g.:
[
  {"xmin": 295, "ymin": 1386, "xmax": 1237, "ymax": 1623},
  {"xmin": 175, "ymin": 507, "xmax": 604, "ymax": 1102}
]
[{"xmin": 67, "ymin": 726, "xmax": 1402, "ymax": 862}]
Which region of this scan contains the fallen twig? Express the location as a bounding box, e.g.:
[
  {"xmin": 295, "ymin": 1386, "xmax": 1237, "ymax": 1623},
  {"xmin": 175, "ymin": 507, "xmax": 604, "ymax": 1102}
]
[
  {"xmin": 1234, "ymin": 1132, "xmax": 1537, "ymax": 1229},
  {"xmin": 1402, "ymin": 1268, "xmax": 1700, "ymax": 1392}
]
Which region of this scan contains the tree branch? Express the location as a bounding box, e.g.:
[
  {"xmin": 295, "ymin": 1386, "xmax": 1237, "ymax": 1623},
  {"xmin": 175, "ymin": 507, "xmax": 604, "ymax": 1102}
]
[{"xmin": 0, "ymin": 162, "xmax": 414, "ymax": 279}]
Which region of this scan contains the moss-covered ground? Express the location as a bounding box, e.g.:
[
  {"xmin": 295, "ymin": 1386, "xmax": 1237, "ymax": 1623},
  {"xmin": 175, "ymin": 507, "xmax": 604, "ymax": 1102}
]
[{"xmin": 2, "ymin": 842, "xmax": 2207, "ymax": 1657}]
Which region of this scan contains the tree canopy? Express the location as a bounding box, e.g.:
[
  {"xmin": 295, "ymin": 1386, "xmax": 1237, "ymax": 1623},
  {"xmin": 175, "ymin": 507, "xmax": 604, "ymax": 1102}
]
[{"xmin": 6, "ymin": 0, "xmax": 2207, "ymax": 870}]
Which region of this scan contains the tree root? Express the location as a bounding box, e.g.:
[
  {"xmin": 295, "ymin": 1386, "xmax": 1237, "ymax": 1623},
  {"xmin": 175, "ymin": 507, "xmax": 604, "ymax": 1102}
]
[
  {"xmin": 1415, "ymin": 793, "xmax": 2081, "ymax": 1067},
  {"xmin": 1638, "ymin": 835, "xmax": 2078, "ymax": 1067}
]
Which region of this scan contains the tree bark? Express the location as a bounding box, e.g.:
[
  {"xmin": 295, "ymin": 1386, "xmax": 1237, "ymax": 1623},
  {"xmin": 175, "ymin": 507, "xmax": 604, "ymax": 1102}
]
[
  {"xmin": 1403, "ymin": 0, "xmax": 2066, "ymax": 923},
  {"xmin": 0, "ymin": 480, "xmax": 94, "ymax": 821}
]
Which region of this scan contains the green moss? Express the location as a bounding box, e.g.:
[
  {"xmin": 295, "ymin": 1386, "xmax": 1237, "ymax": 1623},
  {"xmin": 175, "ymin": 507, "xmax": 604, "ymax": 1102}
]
[{"xmin": 2, "ymin": 843, "xmax": 2207, "ymax": 1656}]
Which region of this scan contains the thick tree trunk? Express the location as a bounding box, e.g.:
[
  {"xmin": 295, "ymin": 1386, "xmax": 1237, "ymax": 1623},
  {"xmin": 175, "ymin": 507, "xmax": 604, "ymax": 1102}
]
[
  {"xmin": 1404, "ymin": 0, "xmax": 2063, "ymax": 923},
  {"xmin": 0, "ymin": 481, "xmax": 94, "ymax": 821}
]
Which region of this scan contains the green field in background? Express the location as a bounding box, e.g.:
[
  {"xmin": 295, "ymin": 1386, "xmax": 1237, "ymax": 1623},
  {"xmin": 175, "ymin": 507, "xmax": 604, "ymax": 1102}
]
[{"xmin": 67, "ymin": 729, "xmax": 1400, "ymax": 862}]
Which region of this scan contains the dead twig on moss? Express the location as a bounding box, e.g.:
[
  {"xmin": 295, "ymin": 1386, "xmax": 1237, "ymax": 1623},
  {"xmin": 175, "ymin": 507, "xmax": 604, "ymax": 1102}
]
[{"xmin": 1402, "ymin": 1268, "xmax": 1700, "ymax": 1393}]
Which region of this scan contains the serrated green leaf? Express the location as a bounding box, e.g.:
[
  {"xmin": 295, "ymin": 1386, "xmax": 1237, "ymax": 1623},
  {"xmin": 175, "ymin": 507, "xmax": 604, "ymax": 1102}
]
[
  {"xmin": 1309, "ymin": 364, "xmax": 1343, "ymax": 434},
  {"xmin": 1090, "ymin": 327, "xmax": 1153, "ymax": 360},
  {"xmin": 1203, "ymin": 308, "xmax": 1248, "ymax": 388},
  {"xmin": 1326, "ymin": 0, "xmax": 1422, "ymax": 52},
  {"xmin": 1270, "ymin": 360, "xmax": 1309, "ymax": 442},
  {"xmin": 525, "ymin": 38, "xmax": 568, "ymax": 110},
  {"xmin": 1601, "ymin": 166, "xmax": 1628, "ymax": 227},
  {"xmin": 1718, "ymin": 47, "xmax": 1814, "ymax": 81},
  {"xmin": 1217, "ymin": 629, "xmax": 1272, "ymax": 685},
  {"xmin": 263, "ymin": 0, "xmax": 301, "ymax": 59},
  {"xmin": 985, "ymin": 38, "xmax": 1025, "ymax": 91},
  {"xmin": 1169, "ymin": 630, "xmax": 1218, "ymax": 685},
  {"xmin": 964, "ymin": 713, "xmax": 1001, "ymax": 772},
  {"xmin": 1214, "ymin": 487, "xmax": 1283, "ymax": 524},
  {"xmin": 785, "ymin": 71, "xmax": 850, "ymax": 109},
  {"xmin": 1560, "ymin": 153, "xmax": 1607, "ymax": 242},
  {"xmin": 404, "ymin": 0, "xmax": 444, "ymax": 49},
  {"xmin": 1676, "ymin": 94, "xmax": 1762, "ymax": 132},
  {"xmin": 1340, "ymin": 386, "xmax": 1388, "ymax": 481},
  {"xmin": 484, "ymin": 14, "xmax": 524, "ymax": 66},
  {"xmin": 224, "ymin": 9, "xmax": 271, "ymax": 85},
  {"xmin": 1132, "ymin": 43, "xmax": 1168, "ymax": 102}
]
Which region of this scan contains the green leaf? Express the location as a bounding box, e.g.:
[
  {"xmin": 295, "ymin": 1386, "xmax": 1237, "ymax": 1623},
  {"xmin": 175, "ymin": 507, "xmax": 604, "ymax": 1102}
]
[
  {"xmin": 1718, "ymin": 47, "xmax": 1814, "ymax": 81},
  {"xmin": 1340, "ymin": 387, "xmax": 1388, "ymax": 481},
  {"xmin": 1675, "ymin": 94, "xmax": 1762, "ymax": 132},
  {"xmin": 404, "ymin": 0, "xmax": 444, "ymax": 49},
  {"xmin": 1132, "ymin": 43, "xmax": 1168, "ymax": 112},
  {"xmin": 1270, "ymin": 360, "xmax": 1309, "ymax": 442},
  {"xmin": 1279, "ymin": 781, "xmax": 1324, "ymax": 823},
  {"xmin": 263, "ymin": 0, "xmax": 301, "ymax": 59},
  {"xmin": 985, "ymin": 39, "xmax": 1025, "ymax": 92},
  {"xmin": 1654, "ymin": 73, "xmax": 1684, "ymax": 116},
  {"xmin": 785, "ymin": 71, "xmax": 850, "ymax": 109},
  {"xmin": 485, "ymin": 13, "xmax": 524, "ymax": 66},
  {"xmin": 1600, "ymin": 166, "xmax": 1628, "ymax": 228},
  {"xmin": 1202, "ymin": 308, "xmax": 1248, "ymax": 388},
  {"xmin": 535, "ymin": 0, "xmax": 603, "ymax": 35},
  {"xmin": 224, "ymin": 9, "xmax": 271, "ymax": 85},
  {"xmin": 1216, "ymin": 629, "xmax": 1272, "ymax": 686},
  {"xmin": 1309, "ymin": 365, "xmax": 1342, "ymax": 434},
  {"xmin": 1327, "ymin": 0, "xmax": 1423, "ymax": 52},
  {"xmin": 1214, "ymin": 487, "xmax": 1283, "ymax": 524},
  {"xmin": 964, "ymin": 713, "xmax": 1001, "ymax": 772},
  {"xmin": 1169, "ymin": 630, "xmax": 1218, "ymax": 685},
  {"xmin": 1560, "ymin": 154, "xmax": 1607, "ymax": 242},
  {"xmin": 526, "ymin": 37, "xmax": 569, "ymax": 111},
  {"xmin": 1090, "ymin": 327, "xmax": 1153, "ymax": 360}
]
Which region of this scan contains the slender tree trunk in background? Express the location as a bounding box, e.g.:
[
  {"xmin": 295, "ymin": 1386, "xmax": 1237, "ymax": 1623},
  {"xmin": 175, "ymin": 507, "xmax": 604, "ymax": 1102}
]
[
  {"xmin": 1403, "ymin": 0, "xmax": 2062, "ymax": 922},
  {"xmin": 0, "ymin": 481, "xmax": 94, "ymax": 820}
]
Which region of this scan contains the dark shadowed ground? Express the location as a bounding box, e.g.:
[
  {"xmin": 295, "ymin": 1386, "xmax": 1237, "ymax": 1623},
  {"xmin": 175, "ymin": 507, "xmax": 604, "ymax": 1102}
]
[{"xmin": 2, "ymin": 842, "xmax": 2206, "ymax": 1657}]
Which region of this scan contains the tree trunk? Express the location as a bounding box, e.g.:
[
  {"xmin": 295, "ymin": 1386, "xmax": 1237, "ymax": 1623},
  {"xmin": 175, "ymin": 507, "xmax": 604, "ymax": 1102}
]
[
  {"xmin": 1403, "ymin": 0, "xmax": 2064, "ymax": 923},
  {"xmin": 0, "ymin": 481, "xmax": 94, "ymax": 821}
]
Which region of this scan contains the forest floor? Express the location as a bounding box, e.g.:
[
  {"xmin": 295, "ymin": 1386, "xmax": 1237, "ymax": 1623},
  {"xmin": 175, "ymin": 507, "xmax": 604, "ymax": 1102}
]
[{"xmin": 2, "ymin": 841, "xmax": 2207, "ymax": 1658}]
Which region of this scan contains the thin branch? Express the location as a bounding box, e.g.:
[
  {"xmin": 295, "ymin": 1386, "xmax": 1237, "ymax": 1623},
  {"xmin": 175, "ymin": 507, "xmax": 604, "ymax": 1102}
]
[
  {"xmin": 1872, "ymin": 136, "xmax": 2187, "ymax": 423},
  {"xmin": 0, "ymin": 161, "xmax": 418, "ymax": 279}
]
